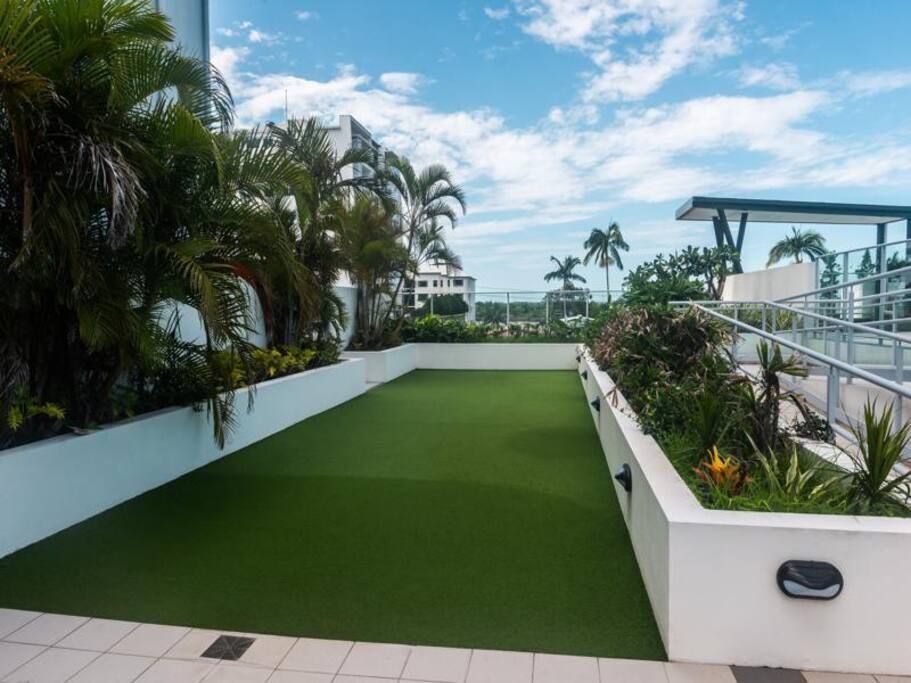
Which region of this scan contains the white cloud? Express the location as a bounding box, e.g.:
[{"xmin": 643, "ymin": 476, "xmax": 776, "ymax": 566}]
[
  {"xmin": 515, "ymin": 0, "xmax": 743, "ymax": 102},
  {"xmin": 219, "ymin": 47, "xmax": 911, "ymax": 278},
  {"xmin": 211, "ymin": 45, "xmax": 250, "ymax": 84},
  {"xmin": 484, "ymin": 7, "xmax": 511, "ymax": 20},
  {"xmin": 216, "ymin": 27, "xmax": 238, "ymax": 37},
  {"xmin": 378, "ymin": 72, "xmax": 429, "ymax": 95},
  {"xmin": 738, "ymin": 62, "xmax": 800, "ymax": 91},
  {"xmin": 238, "ymin": 21, "xmax": 252, "ymax": 29},
  {"xmin": 248, "ymin": 29, "xmax": 278, "ymax": 44},
  {"xmin": 840, "ymin": 69, "xmax": 911, "ymax": 97},
  {"xmin": 295, "ymin": 10, "xmax": 316, "ymax": 21}
]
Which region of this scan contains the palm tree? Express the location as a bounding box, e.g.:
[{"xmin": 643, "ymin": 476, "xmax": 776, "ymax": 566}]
[
  {"xmin": 383, "ymin": 156, "xmax": 466, "ymax": 330},
  {"xmin": 544, "ymin": 256, "xmax": 586, "ymax": 317},
  {"xmin": 583, "ymin": 221, "xmax": 628, "ymax": 303},
  {"xmin": 268, "ymin": 116, "xmax": 388, "ymax": 345},
  {"xmin": 336, "ymin": 196, "xmax": 408, "ymax": 349},
  {"xmin": 767, "ymin": 227, "xmax": 827, "ymax": 267},
  {"xmin": 0, "ymin": 0, "xmax": 305, "ymax": 446}
]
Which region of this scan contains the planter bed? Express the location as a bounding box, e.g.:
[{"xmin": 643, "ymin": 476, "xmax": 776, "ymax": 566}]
[
  {"xmin": 342, "ymin": 343, "xmax": 417, "ymax": 383},
  {"xmin": 577, "ymin": 346, "xmax": 911, "ymax": 676},
  {"xmin": 0, "ymin": 358, "xmax": 367, "ymax": 558}
]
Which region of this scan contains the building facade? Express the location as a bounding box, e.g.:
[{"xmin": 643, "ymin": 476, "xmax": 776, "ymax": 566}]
[
  {"xmin": 410, "ymin": 265, "xmax": 477, "ymax": 321},
  {"xmin": 154, "ymin": 0, "xmax": 209, "ymax": 62},
  {"xmin": 324, "ymin": 115, "xmax": 387, "ymax": 181}
]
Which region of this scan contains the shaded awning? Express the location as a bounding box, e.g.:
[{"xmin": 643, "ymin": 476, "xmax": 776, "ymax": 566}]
[{"xmin": 676, "ymin": 196, "xmax": 911, "ymax": 225}]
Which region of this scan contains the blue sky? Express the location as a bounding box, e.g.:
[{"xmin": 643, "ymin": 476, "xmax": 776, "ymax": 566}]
[{"xmin": 210, "ymin": 0, "xmax": 911, "ymax": 291}]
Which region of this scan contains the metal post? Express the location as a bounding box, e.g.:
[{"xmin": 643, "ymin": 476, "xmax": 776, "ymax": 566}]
[
  {"xmin": 894, "ymin": 340, "xmax": 904, "ymax": 432},
  {"xmin": 506, "ymin": 292, "xmax": 510, "ymax": 329},
  {"xmin": 771, "ymin": 304, "xmax": 777, "ymax": 336},
  {"xmin": 791, "ymin": 307, "xmax": 798, "ymax": 344},
  {"xmin": 761, "ymin": 303, "xmax": 767, "ymax": 333},
  {"xmin": 826, "ymin": 365, "xmax": 839, "ymax": 425},
  {"xmin": 585, "ymin": 292, "xmax": 590, "ymax": 319},
  {"xmin": 842, "ymin": 251, "xmax": 850, "ymax": 313},
  {"xmin": 894, "ymin": 300, "xmax": 899, "ymax": 335},
  {"xmin": 847, "ymin": 290, "xmax": 855, "ymax": 384},
  {"xmin": 731, "ymin": 305, "xmax": 739, "ymax": 359},
  {"xmin": 430, "ymin": 293, "xmax": 434, "ymax": 315},
  {"xmin": 545, "ymin": 296, "xmax": 549, "ymax": 326}
]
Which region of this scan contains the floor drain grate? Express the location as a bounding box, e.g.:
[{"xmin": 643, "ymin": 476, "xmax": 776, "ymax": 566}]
[{"xmin": 201, "ymin": 635, "xmax": 255, "ymax": 661}]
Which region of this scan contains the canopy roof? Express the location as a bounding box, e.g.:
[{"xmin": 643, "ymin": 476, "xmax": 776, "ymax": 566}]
[{"xmin": 676, "ymin": 196, "xmax": 911, "ymax": 225}]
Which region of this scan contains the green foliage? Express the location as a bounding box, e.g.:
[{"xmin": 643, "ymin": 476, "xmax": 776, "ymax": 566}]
[
  {"xmin": 583, "ymin": 222, "xmax": 628, "ymax": 300},
  {"xmin": 399, "ymin": 315, "xmax": 490, "ymax": 343},
  {"xmin": 426, "ymin": 294, "xmax": 469, "ymax": 316},
  {"xmin": 755, "ymin": 445, "xmax": 841, "ymax": 507},
  {"xmin": 621, "ymin": 246, "xmax": 737, "ymax": 305},
  {"xmin": 847, "ymin": 401, "xmax": 911, "ymax": 511},
  {"xmin": 544, "ymin": 255, "xmax": 586, "ymax": 290},
  {"xmin": 1, "ymin": 388, "xmax": 66, "ymax": 448},
  {"xmin": 767, "ymin": 227, "xmax": 827, "ymax": 266}
]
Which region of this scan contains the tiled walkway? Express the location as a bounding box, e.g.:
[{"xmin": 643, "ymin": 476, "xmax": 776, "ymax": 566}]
[{"xmin": 0, "ymin": 609, "xmax": 904, "ymax": 683}]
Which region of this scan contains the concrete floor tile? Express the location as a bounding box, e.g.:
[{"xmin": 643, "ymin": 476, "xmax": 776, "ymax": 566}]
[
  {"xmin": 57, "ymin": 619, "xmax": 139, "ymax": 652},
  {"xmin": 2, "ymin": 646, "xmax": 97, "ymax": 682},
  {"xmin": 68, "ymin": 653, "xmax": 156, "ymax": 683},
  {"xmin": 337, "ymin": 642, "xmax": 410, "ymax": 678},
  {"xmin": 466, "ymin": 649, "xmax": 534, "ymax": 683},
  {"xmin": 4, "ymin": 614, "xmax": 88, "ymax": 646},
  {"xmin": 401, "ymin": 645, "xmax": 471, "ymax": 682},
  {"xmin": 111, "ymin": 624, "xmax": 192, "ymax": 658},
  {"xmin": 534, "ymin": 653, "xmax": 599, "ymax": 683},
  {"xmin": 278, "ymin": 638, "xmax": 352, "ymax": 673},
  {"xmin": 599, "ymin": 658, "xmax": 669, "ymax": 682}
]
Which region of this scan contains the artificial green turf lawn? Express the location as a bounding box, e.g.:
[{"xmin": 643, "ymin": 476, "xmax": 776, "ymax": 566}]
[{"xmin": 0, "ymin": 370, "xmax": 665, "ymax": 659}]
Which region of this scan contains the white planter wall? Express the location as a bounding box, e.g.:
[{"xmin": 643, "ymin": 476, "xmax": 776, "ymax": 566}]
[
  {"xmin": 416, "ymin": 343, "xmax": 577, "ymax": 370},
  {"xmin": 578, "ymin": 349, "xmax": 911, "ymax": 676},
  {"xmin": 0, "ymin": 359, "xmax": 366, "ymax": 559},
  {"xmin": 722, "ymin": 261, "xmax": 815, "ymax": 301},
  {"xmin": 342, "ymin": 344, "xmax": 417, "ymax": 383}
]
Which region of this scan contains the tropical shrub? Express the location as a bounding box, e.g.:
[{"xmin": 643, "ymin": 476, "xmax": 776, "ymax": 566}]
[
  {"xmin": 846, "ymin": 401, "xmax": 911, "ymax": 512},
  {"xmin": 399, "ymin": 316, "xmax": 490, "ymax": 343}
]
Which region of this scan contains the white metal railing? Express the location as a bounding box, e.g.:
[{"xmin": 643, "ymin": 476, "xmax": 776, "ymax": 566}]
[
  {"xmin": 812, "ymin": 237, "xmax": 911, "ymax": 292},
  {"xmin": 675, "ymin": 299, "xmax": 911, "ymax": 436}
]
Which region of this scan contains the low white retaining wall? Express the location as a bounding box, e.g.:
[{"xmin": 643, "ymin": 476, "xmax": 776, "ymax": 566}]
[
  {"xmin": 0, "ymin": 359, "xmax": 367, "ymax": 559},
  {"xmin": 342, "ymin": 344, "xmax": 417, "ymax": 383},
  {"xmin": 416, "ymin": 343, "xmax": 577, "ymax": 370},
  {"xmin": 577, "ymin": 348, "xmax": 911, "ymax": 676}
]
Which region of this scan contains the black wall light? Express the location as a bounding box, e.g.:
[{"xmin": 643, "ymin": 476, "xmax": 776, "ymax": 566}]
[
  {"xmin": 777, "ymin": 560, "xmax": 843, "ymax": 600},
  {"xmin": 614, "ymin": 464, "xmax": 632, "ymax": 492},
  {"xmin": 590, "ymin": 397, "xmax": 600, "ymax": 412},
  {"xmin": 580, "ymin": 370, "xmax": 588, "ymax": 380},
  {"xmin": 576, "ymin": 354, "xmax": 582, "ymax": 363}
]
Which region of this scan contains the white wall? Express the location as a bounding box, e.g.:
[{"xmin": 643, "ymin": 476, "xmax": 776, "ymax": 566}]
[
  {"xmin": 155, "ymin": 0, "xmax": 208, "ymax": 61},
  {"xmin": 579, "ymin": 350, "xmax": 911, "ymax": 676},
  {"xmin": 416, "ymin": 343, "xmax": 578, "ymax": 370},
  {"xmin": 722, "ymin": 261, "xmax": 815, "ymax": 301},
  {"xmin": 336, "ymin": 285, "xmax": 358, "ymax": 348},
  {"xmin": 0, "ymin": 359, "xmax": 366, "ymax": 559},
  {"xmin": 342, "ymin": 344, "xmax": 417, "ymax": 383}
]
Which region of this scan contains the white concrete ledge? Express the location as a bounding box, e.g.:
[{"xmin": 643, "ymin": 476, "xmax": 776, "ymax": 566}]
[
  {"xmin": 416, "ymin": 343, "xmax": 577, "ymax": 370},
  {"xmin": 577, "ymin": 346, "xmax": 911, "ymax": 676},
  {"xmin": 0, "ymin": 359, "xmax": 367, "ymax": 559},
  {"xmin": 342, "ymin": 344, "xmax": 417, "ymax": 383}
]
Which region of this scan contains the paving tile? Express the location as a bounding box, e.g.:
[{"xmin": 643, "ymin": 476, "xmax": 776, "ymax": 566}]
[
  {"xmin": 68, "ymin": 653, "xmax": 156, "ymax": 683},
  {"xmin": 599, "ymin": 658, "xmax": 669, "ymax": 682},
  {"xmin": 57, "ymin": 618, "xmax": 139, "ymax": 652},
  {"xmin": 236, "ymin": 634, "xmax": 295, "ymax": 669},
  {"xmin": 203, "ymin": 663, "xmax": 272, "ymax": 682},
  {"xmin": 534, "ymin": 653, "xmax": 599, "ymax": 683},
  {"xmin": 0, "ymin": 642, "xmax": 45, "ymax": 679},
  {"xmin": 266, "ymin": 672, "xmax": 333, "ymax": 683},
  {"xmin": 4, "ymin": 614, "xmax": 88, "ymax": 646},
  {"xmin": 665, "ymin": 662, "xmax": 737, "ymax": 683},
  {"xmin": 2, "ymin": 646, "xmax": 98, "ymax": 682},
  {"xmin": 278, "ymin": 638, "xmax": 352, "ymax": 673},
  {"xmin": 337, "ymin": 642, "xmax": 410, "ymax": 678},
  {"xmin": 466, "ymin": 649, "xmax": 534, "ymax": 683},
  {"xmin": 732, "ymin": 666, "xmax": 806, "ymax": 682},
  {"xmin": 401, "ymin": 645, "xmax": 471, "ymax": 682},
  {"xmin": 112, "ymin": 624, "xmax": 191, "ymax": 658},
  {"xmin": 876, "ymin": 677, "xmax": 911, "ymax": 682},
  {"xmin": 334, "ymin": 677, "xmax": 401, "ymax": 683},
  {"xmin": 0, "ymin": 611, "xmax": 41, "ymax": 640},
  {"xmin": 134, "ymin": 657, "xmax": 214, "ymax": 683},
  {"xmin": 802, "ymin": 674, "xmax": 876, "ymax": 683}
]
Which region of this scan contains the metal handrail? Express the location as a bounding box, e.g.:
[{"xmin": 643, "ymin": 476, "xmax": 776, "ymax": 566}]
[
  {"xmin": 818, "ymin": 237, "xmax": 911, "ymax": 262},
  {"xmin": 779, "ymin": 264, "xmax": 911, "ymax": 301},
  {"xmin": 678, "ymin": 301, "xmax": 910, "ymax": 432}
]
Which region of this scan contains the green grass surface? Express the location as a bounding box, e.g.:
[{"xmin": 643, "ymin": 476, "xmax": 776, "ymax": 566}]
[{"xmin": 0, "ymin": 370, "xmax": 665, "ymax": 659}]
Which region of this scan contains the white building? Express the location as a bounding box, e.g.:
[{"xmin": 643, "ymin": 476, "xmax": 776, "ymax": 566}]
[
  {"xmin": 411, "ymin": 264, "xmax": 477, "ymax": 321},
  {"xmin": 324, "ymin": 115, "xmax": 387, "ymax": 181},
  {"xmin": 154, "ymin": 0, "xmax": 209, "ymax": 61}
]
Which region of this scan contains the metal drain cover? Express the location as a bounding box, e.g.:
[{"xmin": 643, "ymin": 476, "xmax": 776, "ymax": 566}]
[{"xmin": 201, "ymin": 635, "xmax": 255, "ymax": 661}]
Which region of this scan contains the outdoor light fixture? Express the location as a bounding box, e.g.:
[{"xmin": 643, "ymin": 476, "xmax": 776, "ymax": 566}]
[
  {"xmin": 777, "ymin": 561, "xmax": 843, "ymax": 600},
  {"xmin": 580, "ymin": 370, "xmax": 588, "ymax": 380},
  {"xmin": 590, "ymin": 397, "xmax": 600, "ymax": 412},
  {"xmin": 614, "ymin": 464, "xmax": 632, "ymax": 492},
  {"xmin": 576, "ymin": 354, "xmax": 582, "ymax": 363}
]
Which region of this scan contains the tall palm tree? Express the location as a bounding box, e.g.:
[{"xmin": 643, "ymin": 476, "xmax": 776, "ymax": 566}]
[
  {"xmin": 268, "ymin": 116, "xmax": 387, "ymax": 344},
  {"xmin": 544, "ymin": 255, "xmax": 586, "ymax": 317},
  {"xmin": 767, "ymin": 227, "xmax": 827, "ymax": 267},
  {"xmin": 383, "ymin": 156, "xmax": 466, "ymax": 330},
  {"xmin": 0, "ymin": 0, "xmax": 304, "ymax": 446},
  {"xmin": 582, "ymin": 221, "xmax": 628, "ymax": 303}
]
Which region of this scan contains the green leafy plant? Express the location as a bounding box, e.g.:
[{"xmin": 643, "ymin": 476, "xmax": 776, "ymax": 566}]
[
  {"xmin": 755, "ymin": 444, "xmax": 841, "ymax": 506},
  {"xmin": 846, "ymin": 400, "xmax": 911, "ymax": 511},
  {"xmin": 2, "ymin": 388, "xmax": 66, "ymax": 449}
]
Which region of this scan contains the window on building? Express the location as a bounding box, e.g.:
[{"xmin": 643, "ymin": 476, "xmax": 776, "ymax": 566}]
[
  {"xmin": 432, "ymin": 280, "xmax": 438, "ymax": 287},
  {"xmin": 417, "ymin": 280, "xmax": 427, "ymax": 287},
  {"xmin": 453, "ymin": 279, "xmax": 464, "ymax": 286}
]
